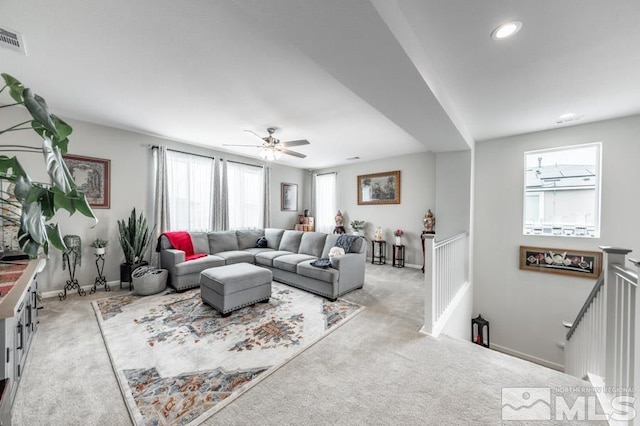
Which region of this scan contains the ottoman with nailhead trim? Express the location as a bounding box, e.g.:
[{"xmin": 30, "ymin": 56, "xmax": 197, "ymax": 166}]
[{"xmin": 200, "ymin": 263, "xmax": 272, "ymax": 316}]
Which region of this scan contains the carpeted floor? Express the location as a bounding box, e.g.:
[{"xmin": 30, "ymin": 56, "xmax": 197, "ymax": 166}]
[{"xmin": 12, "ymin": 264, "xmax": 605, "ymax": 425}]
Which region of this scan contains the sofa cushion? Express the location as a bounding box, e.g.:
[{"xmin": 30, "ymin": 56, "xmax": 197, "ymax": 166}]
[
  {"xmin": 215, "ymin": 250, "xmax": 255, "ymax": 265},
  {"xmin": 255, "ymin": 250, "xmax": 292, "ymax": 267},
  {"xmin": 273, "ymin": 253, "xmax": 317, "ymax": 273},
  {"xmin": 190, "ymin": 232, "xmax": 210, "ymax": 254},
  {"xmin": 243, "ymin": 247, "xmax": 274, "ymax": 256},
  {"xmin": 265, "ymin": 228, "xmax": 285, "ymax": 250},
  {"xmin": 174, "ymin": 255, "xmax": 225, "ymax": 275},
  {"xmin": 208, "ymin": 231, "xmax": 239, "ymax": 254},
  {"xmin": 236, "ymin": 229, "xmax": 265, "ymax": 250},
  {"xmin": 297, "ymin": 260, "xmax": 339, "ymax": 284},
  {"xmin": 279, "ymin": 230, "xmax": 304, "ymax": 253},
  {"xmin": 321, "ymin": 234, "xmax": 340, "ymax": 258},
  {"xmin": 298, "ymin": 232, "xmax": 327, "ymax": 257}
]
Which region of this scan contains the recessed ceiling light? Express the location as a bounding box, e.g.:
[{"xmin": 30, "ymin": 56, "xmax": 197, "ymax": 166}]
[
  {"xmin": 556, "ymin": 113, "xmax": 584, "ymax": 124},
  {"xmin": 491, "ymin": 21, "xmax": 522, "ymax": 40}
]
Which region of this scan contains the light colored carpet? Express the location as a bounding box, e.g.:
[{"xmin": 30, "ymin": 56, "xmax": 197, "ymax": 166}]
[
  {"xmin": 12, "ymin": 264, "xmax": 605, "ymax": 425},
  {"xmin": 93, "ymin": 283, "xmax": 363, "ymax": 425}
]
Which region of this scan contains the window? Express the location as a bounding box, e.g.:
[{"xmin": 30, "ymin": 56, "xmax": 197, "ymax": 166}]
[
  {"xmin": 523, "ymin": 143, "xmax": 601, "ymax": 237},
  {"xmin": 166, "ymin": 150, "xmax": 213, "ymax": 231},
  {"xmin": 227, "ymin": 162, "xmax": 264, "ymax": 229},
  {"xmin": 315, "ymin": 173, "xmax": 337, "ymax": 233}
]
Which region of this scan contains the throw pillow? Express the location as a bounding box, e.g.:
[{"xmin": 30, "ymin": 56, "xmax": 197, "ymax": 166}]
[
  {"xmin": 329, "ymin": 247, "xmax": 345, "ymax": 257},
  {"xmin": 256, "ymin": 236, "xmax": 268, "ymax": 248}
]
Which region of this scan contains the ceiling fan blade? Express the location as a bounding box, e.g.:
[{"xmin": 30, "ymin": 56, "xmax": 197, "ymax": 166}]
[
  {"xmin": 281, "ymin": 139, "xmax": 310, "ymax": 147},
  {"xmin": 222, "ymin": 144, "xmax": 262, "ymax": 147},
  {"xmin": 244, "ymin": 130, "xmax": 267, "ymax": 141},
  {"xmin": 279, "ymin": 148, "xmax": 307, "ymax": 158}
]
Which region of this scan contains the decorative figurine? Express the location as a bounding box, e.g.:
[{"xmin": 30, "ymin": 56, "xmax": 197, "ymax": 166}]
[
  {"xmin": 335, "ymin": 210, "xmax": 344, "ymax": 226},
  {"xmin": 374, "ymin": 227, "xmax": 383, "ymax": 241},
  {"xmin": 423, "ymin": 209, "xmax": 436, "ymax": 234}
]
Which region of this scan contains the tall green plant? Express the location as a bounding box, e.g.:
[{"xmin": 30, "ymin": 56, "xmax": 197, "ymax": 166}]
[
  {"xmin": 0, "ymin": 73, "xmax": 96, "ymax": 258},
  {"xmin": 117, "ymin": 208, "xmax": 154, "ymax": 264}
]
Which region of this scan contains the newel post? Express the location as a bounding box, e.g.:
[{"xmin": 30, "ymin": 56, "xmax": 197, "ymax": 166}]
[
  {"xmin": 421, "ymin": 234, "xmax": 436, "ymax": 335},
  {"xmin": 600, "ymin": 246, "xmax": 632, "ymax": 392},
  {"xmin": 629, "ymin": 257, "xmax": 640, "ymax": 426}
]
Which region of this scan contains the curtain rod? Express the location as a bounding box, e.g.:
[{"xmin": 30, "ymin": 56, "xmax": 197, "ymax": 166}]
[
  {"xmin": 315, "ymin": 171, "xmax": 337, "ymax": 176},
  {"xmin": 150, "ymin": 145, "xmax": 263, "ymax": 168}
]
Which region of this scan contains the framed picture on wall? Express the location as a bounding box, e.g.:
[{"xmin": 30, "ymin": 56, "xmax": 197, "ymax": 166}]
[
  {"xmin": 281, "ymin": 182, "xmax": 298, "ymax": 211},
  {"xmin": 357, "ymin": 170, "xmax": 401, "ymax": 205},
  {"xmin": 519, "ymin": 246, "xmax": 602, "ymax": 279},
  {"xmin": 62, "ymin": 154, "xmax": 111, "ymax": 208}
]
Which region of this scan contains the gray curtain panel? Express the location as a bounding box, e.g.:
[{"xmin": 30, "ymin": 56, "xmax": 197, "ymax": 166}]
[
  {"xmin": 153, "ymin": 145, "xmax": 170, "ymax": 266},
  {"xmin": 213, "ymin": 158, "xmax": 229, "ymax": 230},
  {"xmin": 263, "ymin": 165, "xmax": 271, "ymax": 228}
]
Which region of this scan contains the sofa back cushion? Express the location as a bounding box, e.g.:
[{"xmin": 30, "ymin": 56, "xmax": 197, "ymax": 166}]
[
  {"xmin": 298, "ymin": 232, "xmax": 328, "ymax": 257},
  {"xmin": 190, "ymin": 232, "xmax": 211, "ymax": 254},
  {"xmin": 321, "ymin": 234, "xmax": 340, "ymax": 258},
  {"xmin": 208, "ymin": 230, "xmax": 239, "ymax": 254},
  {"xmin": 264, "ymin": 228, "xmax": 285, "ymax": 250},
  {"xmin": 236, "ymin": 229, "xmax": 265, "ymax": 250},
  {"xmin": 278, "ymin": 230, "xmax": 304, "ymax": 253}
]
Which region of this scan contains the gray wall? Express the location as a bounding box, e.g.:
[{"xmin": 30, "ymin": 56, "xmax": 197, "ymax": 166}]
[
  {"xmin": 473, "ymin": 114, "xmax": 640, "ymax": 369},
  {"xmin": 1, "ymin": 108, "xmax": 305, "ymax": 293},
  {"xmin": 435, "ymin": 150, "xmax": 472, "ymax": 239},
  {"xmin": 315, "ymin": 152, "xmax": 436, "ymax": 266}
]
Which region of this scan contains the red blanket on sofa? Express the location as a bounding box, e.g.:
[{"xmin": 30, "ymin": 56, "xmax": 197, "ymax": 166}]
[{"xmin": 161, "ymin": 232, "xmax": 207, "ymax": 261}]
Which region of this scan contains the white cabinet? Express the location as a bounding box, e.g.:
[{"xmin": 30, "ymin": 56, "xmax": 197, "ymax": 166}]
[{"xmin": 0, "ymin": 259, "xmax": 44, "ymax": 426}]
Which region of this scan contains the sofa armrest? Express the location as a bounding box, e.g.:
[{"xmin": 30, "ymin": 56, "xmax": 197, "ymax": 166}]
[
  {"xmin": 330, "ymin": 252, "xmax": 365, "ymax": 295},
  {"xmin": 160, "ymin": 249, "xmax": 186, "ymax": 277}
]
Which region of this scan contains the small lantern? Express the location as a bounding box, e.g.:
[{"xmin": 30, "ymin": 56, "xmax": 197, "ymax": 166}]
[{"xmin": 471, "ymin": 314, "xmax": 490, "ymax": 348}]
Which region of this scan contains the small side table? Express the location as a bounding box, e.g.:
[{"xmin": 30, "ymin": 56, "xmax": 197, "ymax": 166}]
[
  {"xmin": 371, "ymin": 240, "xmax": 386, "ymax": 264},
  {"xmin": 90, "ymin": 254, "xmax": 110, "ymax": 294},
  {"xmin": 392, "ymin": 244, "xmax": 405, "ymax": 268}
]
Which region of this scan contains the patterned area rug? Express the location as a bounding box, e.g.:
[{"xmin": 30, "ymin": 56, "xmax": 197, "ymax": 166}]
[{"xmin": 93, "ymin": 282, "xmax": 364, "ymax": 425}]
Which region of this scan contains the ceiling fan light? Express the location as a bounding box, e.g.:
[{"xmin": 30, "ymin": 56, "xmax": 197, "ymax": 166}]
[{"xmin": 491, "ymin": 21, "xmax": 522, "ymax": 40}]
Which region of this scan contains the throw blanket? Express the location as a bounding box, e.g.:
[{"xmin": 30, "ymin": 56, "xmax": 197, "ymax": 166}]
[
  {"xmin": 335, "ymin": 234, "xmax": 359, "ymax": 253},
  {"xmin": 160, "ymin": 232, "xmax": 207, "ymax": 261}
]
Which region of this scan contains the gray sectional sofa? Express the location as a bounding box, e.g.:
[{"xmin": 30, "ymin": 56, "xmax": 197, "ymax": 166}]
[{"xmin": 158, "ymin": 229, "xmax": 366, "ymax": 300}]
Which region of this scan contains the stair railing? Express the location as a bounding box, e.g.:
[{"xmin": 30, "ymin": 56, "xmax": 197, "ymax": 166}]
[
  {"xmin": 421, "ymin": 232, "xmax": 469, "ymax": 337},
  {"xmin": 564, "ymin": 246, "xmax": 639, "ymax": 423}
]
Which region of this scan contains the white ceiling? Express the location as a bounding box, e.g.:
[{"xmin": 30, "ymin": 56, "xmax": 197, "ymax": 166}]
[{"xmin": 1, "ymin": 0, "xmax": 639, "ymax": 169}]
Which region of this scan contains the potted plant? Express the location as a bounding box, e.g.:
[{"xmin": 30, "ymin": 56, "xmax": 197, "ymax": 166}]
[
  {"xmin": 350, "ymin": 220, "xmax": 365, "ymax": 236},
  {"xmin": 394, "ymin": 229, "xmax": 404, "ymax": 245},
  {"xmin": 90, "ymin": 238, "xmax": 109, "ymax": 255},
  {"xmin": 0, "ymin": 73, "xmax": 96, "ymax": 259},
  {"xmin": 117, "ymin": 208, "xmax": 154, "ymax": 285}
]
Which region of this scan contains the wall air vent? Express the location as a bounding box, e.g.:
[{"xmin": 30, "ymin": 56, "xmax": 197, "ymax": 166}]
[{"xmin": 0, "ymin": 26, "xmax": 26, "ymax": 55}]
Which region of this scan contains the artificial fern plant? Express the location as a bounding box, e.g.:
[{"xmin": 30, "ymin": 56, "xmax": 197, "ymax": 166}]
[
  {"xmin": 117, "ymin": 208, "xmax": 154, "ymax": 265},
  {"xmin": 0, "ymin": 73, "xmax": 96, "ymax": 258}
]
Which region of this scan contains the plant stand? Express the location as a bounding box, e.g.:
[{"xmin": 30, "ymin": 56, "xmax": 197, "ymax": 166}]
[
  {"xmin": 90, "ymin": 254, "xmax": 109, "ymax": 294},
  {"xmin": 120, "ymin": 261, "xmax": 148, "ymax": 291},
  {"xmin": 59, "ymin": 250, "xmax": 85, "ymax": 300}
]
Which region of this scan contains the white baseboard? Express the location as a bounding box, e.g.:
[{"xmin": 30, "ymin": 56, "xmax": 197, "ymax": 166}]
[
  {"xmin": 41, "ymin": 280, "xmax": 123, "ymax": 299},
  {"xmin": 490, "ymin": 342, "xmax": 564, "ymax": 372}
]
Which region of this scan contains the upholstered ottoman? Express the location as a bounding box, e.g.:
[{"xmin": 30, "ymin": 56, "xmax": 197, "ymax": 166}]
[{"xmin": 200, "ymin": 263, "xmax": 272, "ymax": 316}]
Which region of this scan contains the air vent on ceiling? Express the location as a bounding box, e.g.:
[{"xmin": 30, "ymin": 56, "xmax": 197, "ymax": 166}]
[{"xmin": 0, "ymin": 26, "xmax": 26, "ymax": 55}]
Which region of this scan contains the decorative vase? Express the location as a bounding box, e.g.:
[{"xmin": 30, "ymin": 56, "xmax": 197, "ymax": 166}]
[
  {"xmin": 395, "ymin": 236, "xmax": 402, "ymax": 245},
  {"xmin": 95, "ymin": 247, "xmax": 105, "ymax": 255}
]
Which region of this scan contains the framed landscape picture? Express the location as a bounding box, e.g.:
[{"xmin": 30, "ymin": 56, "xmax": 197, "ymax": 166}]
[
  {"xmin": 519, "ymin": 246, "xmax": 602, "ymax": 279},
  {"xmin": 63, "ymin": 154, "xmax": 111, "ymax": 208},
  {"xmin": 281, "ymin": 182, "xmax": 298, "ymax": 211},
  {"xmin": 357, "ymin": 170, "xmax": 401, "ymax": 205}
]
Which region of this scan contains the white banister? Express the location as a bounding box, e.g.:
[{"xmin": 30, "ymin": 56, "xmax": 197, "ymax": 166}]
[
  {"xmin": 420, "ymin": 232, "xmax": 469, "ymax": 337},
  {"xmin": 565, "ymin": 246, "xmax": 639, "ymax": 424}
]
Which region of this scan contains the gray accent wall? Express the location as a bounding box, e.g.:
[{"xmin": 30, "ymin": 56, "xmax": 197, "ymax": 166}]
[
  {"xmin": 0, "ymin": 109, "xmax": 305, "ymax": 293},
  {"xmin": 315, "ymin": 152, "xmax": 436, "ymax": 266},
  {"xmin": 473, "ymin": 114, "xmax": 640, "ymax": 369}
]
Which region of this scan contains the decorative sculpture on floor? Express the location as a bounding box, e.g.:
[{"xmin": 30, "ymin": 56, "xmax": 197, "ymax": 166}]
[{"xmin": 423, "ymin": 209, "xmax": 436, "ymax": 234}]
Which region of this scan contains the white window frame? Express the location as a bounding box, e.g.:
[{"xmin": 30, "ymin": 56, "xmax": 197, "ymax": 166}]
[{"xmin": 523, "ymin": 142, "xmax": 602, "ymax": 238}]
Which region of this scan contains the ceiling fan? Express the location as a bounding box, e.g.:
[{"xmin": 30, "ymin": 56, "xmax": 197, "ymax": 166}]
[{"xmin": 223, "ymin": 127, "xmax": 310, "ymax": 160}]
